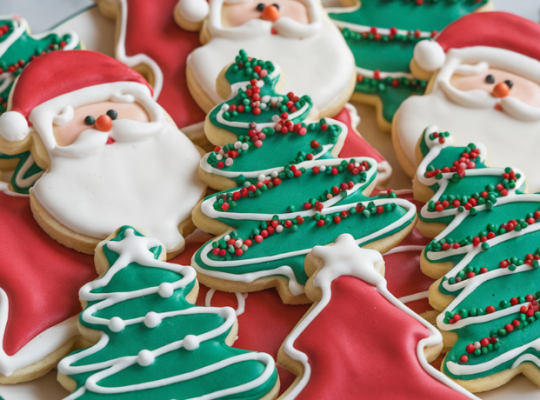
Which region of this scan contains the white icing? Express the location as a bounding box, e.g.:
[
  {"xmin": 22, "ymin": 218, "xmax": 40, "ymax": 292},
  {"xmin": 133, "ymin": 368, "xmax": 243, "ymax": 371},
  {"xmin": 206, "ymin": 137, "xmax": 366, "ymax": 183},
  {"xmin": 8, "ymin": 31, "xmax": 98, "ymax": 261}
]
[
  {"xmin": 355, "ymin": 66, "xmax": 413, "ymax": 79},
  {"xmin": 205, "ymin": 288, "xmax": 248, "ymax": 316},
  {"xmin": 280, "ymin": 234, "xmax": 479, "ymax": 399},
  {"xmin": 177, "ymin": 0, "xmax": 210, "ymax": 23},
  {"xmin": 453, "ymin": 61, "xmax": 489, "ymax": 76},
  {"xmin": 413, "ymin": 40, "xmax": 446, "ymax": 72},
  {"xmin": 194, "ymin": 192, "xmax": 416, "ymax": 296},
  {"xmin": 398, "ymin": 291, "xmax": 429, "ymax": 304},
  {"xmin": 383, "ymin": 245, "xmax": 426, "ymax": 256},
  {"xmin": 110, "ymin": 92, "xmax": 136, "ymax": 103},
  {"xmin": 58, "ymin": 228, "xmax": 275, "ymax": 397},
  {"xmin": 114, "ymin": 0, "xmax": 163, "ymax": 99},
  {"xmin": 188, "ymin": 0, "xmax": 354, "ymax": 114},
  {"xmin": 500, "ymin": 96, "xmax": 540, "ymax": 121},
  {"xmin": 13, "ymin": 152, "xmax": 44, "ymax": 190},
  {"xmin": 0, "ymin": 111, "xmax": 30, "ymax": 142},
  {"xmin": 30, "ymin": 81, "xmax": 205, "ymax": 253},
  {"xmin": 0, "ymin": 285, "xmax": 79, "ymax": 376},
  {"xmin": 396, "ymin": 45, "xmax": 540, "ymax": 192},
  {"xmin": 52, "ymin": 105, "xmax": 74, "ymax": 126}
]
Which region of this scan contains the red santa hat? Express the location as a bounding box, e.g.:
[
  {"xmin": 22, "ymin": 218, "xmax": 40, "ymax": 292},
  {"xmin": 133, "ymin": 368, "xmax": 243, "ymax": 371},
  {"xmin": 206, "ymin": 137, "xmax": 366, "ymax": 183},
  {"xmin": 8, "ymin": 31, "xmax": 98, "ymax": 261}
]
[
  {"xmin": 0, "ymin": 50, "xmax": 153, "ymax": 143},
  {"xmin": 413, "ymin": 12, "xmax": 540, "ymax": 72}
]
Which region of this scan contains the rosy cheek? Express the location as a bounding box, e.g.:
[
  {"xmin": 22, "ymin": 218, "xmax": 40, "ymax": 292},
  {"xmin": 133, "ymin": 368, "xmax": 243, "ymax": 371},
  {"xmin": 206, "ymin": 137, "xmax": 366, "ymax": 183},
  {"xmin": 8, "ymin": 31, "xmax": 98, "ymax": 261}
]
[{"xmin": 53, "ymin": 123, "xmax": 87, "ymax": 147}]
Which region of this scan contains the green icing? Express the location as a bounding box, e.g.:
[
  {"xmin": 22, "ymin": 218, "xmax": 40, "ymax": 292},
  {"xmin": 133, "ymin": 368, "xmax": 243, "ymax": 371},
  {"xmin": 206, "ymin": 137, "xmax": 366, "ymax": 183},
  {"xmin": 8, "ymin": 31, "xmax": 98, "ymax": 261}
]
[
  {"xmin": 0, "ymin": 16, "xmax": 81, "ymax": 194},
  {"xmin": 195, "ymin": 51, "xmax": 416, "ymax": 296},
  {"xmin": 329, "ymin": 0, "xmax": 487, "ymax": 32},
  {"xmin": 354, "ymin": 74, "xmax": 426, "ymax": 123},
  {"xmin": 417, "ymin": 130, "xmax": 540, "ymax": 382},
  {"xmin": 0, "ymin": 151, "xmax": 43, "ymax": 194},
  {"xmin": 329, "ymin": 0, "xmax": 486, "ymax": 123},
  {"xmin": 60, "ymin": 226, "xmax": 278, "ymax": 399}
]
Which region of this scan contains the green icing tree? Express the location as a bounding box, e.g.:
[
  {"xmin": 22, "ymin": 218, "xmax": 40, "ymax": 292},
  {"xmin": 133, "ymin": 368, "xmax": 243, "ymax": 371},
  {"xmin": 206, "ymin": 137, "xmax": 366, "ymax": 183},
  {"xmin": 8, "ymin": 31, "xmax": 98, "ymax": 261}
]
[
  {"xmin": 193, "ymin": 50, "xmax": 417, "ymax": 304},
  {"xmin": 0, "ymin": 16, "xmax": 81, "ymax": 194},
  {"xmin": 58, "ymin": 226, "xmax": 278, "ymax": 400},
  {"xmin": 327, "ymin": 0, "xmax": 488, "ymax": 127},
  {"xmin": 416, "ymin": 127, "xmax": 540, "ymax": 392}
]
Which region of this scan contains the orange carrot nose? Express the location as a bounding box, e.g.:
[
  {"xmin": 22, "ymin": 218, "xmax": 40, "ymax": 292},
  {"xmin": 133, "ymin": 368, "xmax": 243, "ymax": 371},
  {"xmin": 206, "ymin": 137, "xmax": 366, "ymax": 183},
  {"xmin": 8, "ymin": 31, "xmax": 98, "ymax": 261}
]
[
  {"xmin": 492, "ymin": 82, "xmax": 510, "ymax": 98},
  {"xmin": 95, "ymin": 115, "xmax": 113, "ymax": 132},
  {"xmin": 262, "ymin": 5, "xmax": 280, "ymax": 22}
]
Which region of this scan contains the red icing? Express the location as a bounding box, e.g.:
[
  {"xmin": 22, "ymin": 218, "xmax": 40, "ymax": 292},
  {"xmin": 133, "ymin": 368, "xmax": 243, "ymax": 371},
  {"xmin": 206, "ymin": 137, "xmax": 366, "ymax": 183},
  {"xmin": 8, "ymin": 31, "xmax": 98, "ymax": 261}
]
[
  {"xmin": 333, "ymin": 106, "xmax": 386, "ymax": 163},
  {"xmin": 0, "ymin": 193, "xmax": 96, "ymax": 356},
  {"xmin": 292, "ymin": 276, "xmax": 468, "ymax": 399},
  {"xmin": 11, "ymin": 50, "xmax": 151, "ymax": 120},
  {"xmin": 437, "ymin": 12, "xmax": 540, "ymax": 61},
  {"xmin": 122, "ymin": 0, "xmax": 206, "ymax": 128}
]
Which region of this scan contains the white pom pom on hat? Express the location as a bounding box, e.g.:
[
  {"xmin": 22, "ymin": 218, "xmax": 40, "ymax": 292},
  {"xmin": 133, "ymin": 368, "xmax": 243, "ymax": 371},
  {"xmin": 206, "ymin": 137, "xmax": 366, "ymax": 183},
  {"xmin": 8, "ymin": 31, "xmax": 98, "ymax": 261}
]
[
  {"xmin": 176, "ymin": 0, "xmax": 209, "ymax": 23},
  {"xmin": 413, "ymin": 40, "xmax": 446, "ymax": 72},
  {"xmin": 0, "ymin": 111, "xmax": 30, "ymax": 142}
]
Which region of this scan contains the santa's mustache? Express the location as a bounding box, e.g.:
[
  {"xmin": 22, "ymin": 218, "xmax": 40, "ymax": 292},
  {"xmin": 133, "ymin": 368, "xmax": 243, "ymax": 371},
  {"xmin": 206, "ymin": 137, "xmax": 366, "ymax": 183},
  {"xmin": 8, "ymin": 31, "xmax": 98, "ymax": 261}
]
[
  {"xmin": 233, "ymin": 16, "xmax": 318, "ymax": 39},
  {"xmin": 440, "ymin": 81, "xmax": 540, "ymax": 122},
  {"xmin": 52, "ymin": 119, "xmax": 166, "ymax": 158}
]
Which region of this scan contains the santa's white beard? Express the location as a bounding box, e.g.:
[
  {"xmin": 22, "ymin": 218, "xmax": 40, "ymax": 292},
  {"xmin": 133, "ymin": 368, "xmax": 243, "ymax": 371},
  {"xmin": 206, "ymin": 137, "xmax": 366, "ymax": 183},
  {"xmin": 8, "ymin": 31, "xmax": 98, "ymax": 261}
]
[
  {"xmin": 396, "ymin": 89, "xmax": 540, "ymax": 192},
  {"xmin": 33, "ymin": 120, "xmax": 205, "ymax": 252},
  {"xmin": 188, "ymin": 17, "xmax": 354, "ymax": 113}
]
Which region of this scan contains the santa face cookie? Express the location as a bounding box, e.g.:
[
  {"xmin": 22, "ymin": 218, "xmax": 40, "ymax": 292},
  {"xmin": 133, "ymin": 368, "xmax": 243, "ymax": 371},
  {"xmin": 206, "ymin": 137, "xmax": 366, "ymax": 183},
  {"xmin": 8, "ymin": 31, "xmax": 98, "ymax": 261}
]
[
  {"xmin": 326, "ymin": 0, "xmax": 491, "ymax": 132},
  {"xmin": 176, "ymin": 0, "xmax": 356, "ymax": 118},
  {"xmin": 95, "ymin": 0, "xmax": 207, "ymax": 134},
  {"xmin": 58, "ymin": 226, "xmax": 279, "ymax": 399},
  {"xmin": 0, "ymin": 50, "xmax": 206, "ymax": 257},
  {"xmin": 415, "ymin": 127, "xmax": 540, "ymax": 392},
  {"xmin": 394, "ymin": 12, "xmax": 540, "ymax": 193},
  {"xmin": 0, "ymin": 14, "xmax": 81, "ymax": 194},
  {"xmin": 191, "ymin": 51, "xmax": 417, "ymax": 304},
  {"xmin": 278, "ymin": 234, "xmax": 475, "ymax": 400}
]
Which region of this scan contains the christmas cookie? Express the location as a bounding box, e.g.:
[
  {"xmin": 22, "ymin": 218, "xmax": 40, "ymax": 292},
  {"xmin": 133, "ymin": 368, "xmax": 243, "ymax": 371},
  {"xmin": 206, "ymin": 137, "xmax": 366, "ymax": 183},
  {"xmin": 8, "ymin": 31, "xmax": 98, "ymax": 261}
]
[
  {"xmin": 325, "ymin": 0, "xmax": 491, "ymax": 132},
  {"xmin": 415, "ymin": 127, "xmax": 540, "ymax": 392},
  {"xmin": 0, "ymin": 190, "xmax": 96, "ymax": 384},
  {"xmin": 0, "ymin": 14, "xmax": 81, "ymax": 194},
  {"xmin": 191, "ymin": 51, "xmax": 417, "ymax": 304},
  {"xmin": 394, "ymin": 12, "xmax": 540, "ymax": 193},
  {"xmin": 0, "ymin": 50, "xmax": 206, "ymax": 257},
  {"xmin": 175, "ymin": 0, "xmax": 356, "ymax": 118},
  {"xmin": 57, "ymin": 226, "xmax": 279, "ymax": 399},
  {"xmin": 95, "ymin": 0, "xmax": 207, "ymax": 136},
  {"xmin": 278, "ymin": 233, "xmax": 475, "ymax": 399}
]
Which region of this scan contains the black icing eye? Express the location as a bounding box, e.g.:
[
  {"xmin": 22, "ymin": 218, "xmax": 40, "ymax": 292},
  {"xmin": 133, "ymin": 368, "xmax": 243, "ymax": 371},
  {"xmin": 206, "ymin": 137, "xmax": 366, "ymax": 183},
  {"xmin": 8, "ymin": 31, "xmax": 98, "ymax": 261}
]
[
  {"xmin": 256, "ymin": 3, "xmax": 265, "ymax": 11},
  {"xmin": 485, "ymin": 74, "xmax": 495, "ymax": 84},
  {"xmin": 272, "ymin": 3, "xmax": 279, "ymax": 9},
  {"xmin": 84, "ymin": 115, "xmax": 95, "ymax": 125},
  {"xmin": 106, "ymin": 109, "xmax": 118, "ymax": 120},
  {"xmin": 504, "ymin": 80, "xmax": 514, "ymax": 89}
]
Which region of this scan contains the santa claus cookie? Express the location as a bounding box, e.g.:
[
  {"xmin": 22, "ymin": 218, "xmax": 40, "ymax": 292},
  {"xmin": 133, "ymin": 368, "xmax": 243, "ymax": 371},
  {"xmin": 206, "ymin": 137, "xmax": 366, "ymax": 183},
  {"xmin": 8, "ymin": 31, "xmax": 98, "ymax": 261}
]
[
  {"xmin": 277, "ymin": 234, "xmax": 475, "ymax": 399},
  {"xmin": 394, "ymin": 12, "xmax": 540, "ymax": 193},
  {"xmin": 415, "ymin": 127, "xmax": 540, "ymax": 392},
  {"xmin": 325, "ymin": 0, "xmax": 491, "ymax": 132},
  {"xmin": 95, "ymin": 0, "xmax": 207, "ymax": 135},
  {"xmin": 0, "ymin": 50, "xmax": 206, "ymax": 258},
  {"xmin": 0, "ymin": 14, "xmax": 81, "ymax": 194},
  {"xmin": 191, "ymin": 51, "xmax": 417, "ymax": 304},
  {"xmin": 58, "ymin": 226, "xmax": 279, "ymax": 399},
  {"xmin": 175, "ymin": 0, "xmax": 356, "ymax": 118}
]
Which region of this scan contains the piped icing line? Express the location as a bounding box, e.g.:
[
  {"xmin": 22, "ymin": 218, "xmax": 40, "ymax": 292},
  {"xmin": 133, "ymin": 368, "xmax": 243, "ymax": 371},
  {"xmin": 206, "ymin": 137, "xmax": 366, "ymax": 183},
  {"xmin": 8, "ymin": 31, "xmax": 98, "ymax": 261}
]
[
  {"xmin": 58, "ymin": 226, "xmax": 277, "ymax": 399},
  {"xmin": 0, "ymin": 16, "xmax": 27, "ymax": 58},
  {"xmin": 205, "ymin": 288, "xmax": 248, "ymax": 317},
  {"xmin": 355, "ymin": 66, "xmax": 414, "ymax": 79},
  {"xmin": 398, "ymin": 290, "xmax": 430, "ymax": 304},
  {"xmin": 280, "ymin": 234, "xmax": 479, "ymax": 400},
  {"xmin": 114, "ymin": 0, "xmax": 163, "ymax": 99},
  {"xmin": 416, "ymin": 126, "xmax": 540, "ymax": 384}
]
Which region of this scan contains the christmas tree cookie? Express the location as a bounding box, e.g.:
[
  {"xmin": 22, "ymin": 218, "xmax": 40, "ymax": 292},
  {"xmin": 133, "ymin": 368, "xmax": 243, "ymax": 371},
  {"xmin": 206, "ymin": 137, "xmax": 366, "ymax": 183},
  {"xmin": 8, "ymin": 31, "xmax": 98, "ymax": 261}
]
[
  {"xmin": 326, "ymin": 0, "xmax": 491, "ymax": 131},
  {"xmin": 57, "ymin": 226, "xmax": 279, "ymax": 399},
  {"xmin": 415, "ymin": 126, "xmax": 540, "ymax": 392},
  {"xmin": 192, "ymin": 51, "xmax": 417, "ymax": 304},
  {"xmin": 0, "ymin": 15, "xmax": 81, "ymax": 194}
]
